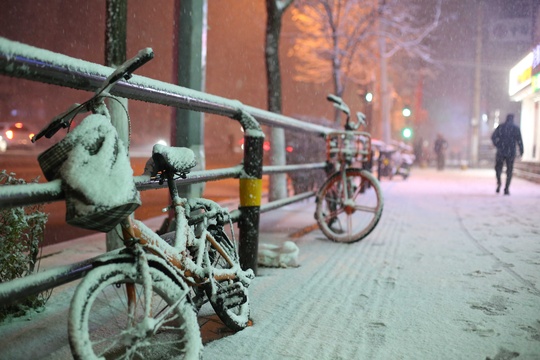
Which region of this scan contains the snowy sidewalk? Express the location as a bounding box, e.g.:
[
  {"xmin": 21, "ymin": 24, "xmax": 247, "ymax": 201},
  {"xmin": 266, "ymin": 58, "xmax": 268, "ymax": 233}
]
[
  {"xmin": 204, "ymin": 168, "xmax": 540, "ymax": 360},
  {"xmin": 1, "ymin": 168, "xmax": 540, "ymax": 359}
]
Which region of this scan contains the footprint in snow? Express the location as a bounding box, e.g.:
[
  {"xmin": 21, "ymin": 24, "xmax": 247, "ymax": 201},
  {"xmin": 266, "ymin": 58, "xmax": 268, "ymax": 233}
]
[
  {"xmin": 468, "ymin": 295, "xmax": 510, "ymax": 316},
  {"xmin": 459, "ymin": 319, "xmax": 496, "ymax": 337},
  {"xmin": 485, "ymin": 347, "xmax": 520, "ymax": 360},
  {"xmin": 519, "ymin": 320, "xmax": 540, "ymax": 342}
]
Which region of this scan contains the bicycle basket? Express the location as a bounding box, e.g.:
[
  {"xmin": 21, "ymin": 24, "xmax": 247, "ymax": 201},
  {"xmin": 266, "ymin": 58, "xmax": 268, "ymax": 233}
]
[
  {"xmin": 38, "ymin": 138, "xmax": 74, "ymax": 182},
  {"xmin": 38, "ymin": 114, "xmax": 141, "ymax": 232},
  {"xmin": 326, "ymin": 131, "xmax": 371, "ymax": 163}
]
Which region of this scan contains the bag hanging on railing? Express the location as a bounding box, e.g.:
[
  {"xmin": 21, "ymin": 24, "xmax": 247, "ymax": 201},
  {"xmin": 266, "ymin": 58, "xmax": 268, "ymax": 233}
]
[{"xmin": 38, "ymin": 114, "xmax": 141, "ymax": 232}]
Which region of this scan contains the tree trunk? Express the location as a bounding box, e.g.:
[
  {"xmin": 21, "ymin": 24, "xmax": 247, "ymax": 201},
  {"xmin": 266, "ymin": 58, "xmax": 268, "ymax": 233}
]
[
  {"xmin": 105, "ymin": 0, "xmax": 128, "ymax": 251},
  {"xmin": 266, "ymin": 1, "xmax": 289, "ymax": 201}
]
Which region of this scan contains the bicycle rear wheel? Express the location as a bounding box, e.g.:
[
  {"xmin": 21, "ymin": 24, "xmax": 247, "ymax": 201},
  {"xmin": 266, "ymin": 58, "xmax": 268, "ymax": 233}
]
[
  {"xmin": 205, "ymin": 225, "xmax": 251, "ymax": 331},
  {"xmin": 69, "ymin": 261, "xmax": 202, "ymax": 359},
  {"xmin": 315, "ymin": 168, "xmax": 383, "ymax": 243}
]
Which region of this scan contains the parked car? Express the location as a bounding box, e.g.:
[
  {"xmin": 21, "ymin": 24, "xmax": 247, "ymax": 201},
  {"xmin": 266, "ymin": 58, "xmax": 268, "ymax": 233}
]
[
  {"xmin": 0, "ymin": 134, "xmax": 6, "ymax": 152},
  {"xmin": 0, "ymin": 122, "xmax": 35, "ymax": 151}
]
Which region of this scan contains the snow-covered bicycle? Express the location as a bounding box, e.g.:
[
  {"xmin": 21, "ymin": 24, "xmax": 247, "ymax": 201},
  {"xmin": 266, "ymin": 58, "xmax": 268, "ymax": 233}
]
[
  {"xmin": 315, "ymin": 95, "xmax": 384, "ymax": 243},
  {"xmin": 33, "ymin": 48, "xmax": 253, "ymax": 359}
]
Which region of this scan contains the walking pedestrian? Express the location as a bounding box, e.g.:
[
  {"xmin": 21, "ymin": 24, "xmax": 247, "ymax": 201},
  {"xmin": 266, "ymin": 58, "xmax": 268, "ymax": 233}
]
[
  {"xmin": 434, "ymin": 133, "xmax": 447, "ymax": 170},
  {"xmin": 491, "ymin": 113, "xmax": 524, "ymax": 195}
]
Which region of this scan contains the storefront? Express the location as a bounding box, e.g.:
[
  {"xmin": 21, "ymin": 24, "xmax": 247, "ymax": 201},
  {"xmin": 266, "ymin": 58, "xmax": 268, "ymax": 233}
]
[{"xmin": 509, "ymin": 45, "xmax": 540, "ymax": 163}]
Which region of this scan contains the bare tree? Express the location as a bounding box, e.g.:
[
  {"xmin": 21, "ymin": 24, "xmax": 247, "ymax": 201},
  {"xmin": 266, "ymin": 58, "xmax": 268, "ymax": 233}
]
[
  {"xmin": 291, "ymin": 0, "xmax": 379, "ymax": 100},
  {"xmin": 290, "ymin": 0, "xmax": 441, "ymax": 127},
  {"xmin": 265, "ymin": 0, "xmax": 294, "ymax": 201}
]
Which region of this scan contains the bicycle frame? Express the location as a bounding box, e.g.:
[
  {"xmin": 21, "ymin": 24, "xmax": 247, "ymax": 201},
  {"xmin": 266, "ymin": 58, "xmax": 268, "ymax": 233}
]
[{"xmin": 118, "ymin": 207, "xmax": 241, "ymax": 287}]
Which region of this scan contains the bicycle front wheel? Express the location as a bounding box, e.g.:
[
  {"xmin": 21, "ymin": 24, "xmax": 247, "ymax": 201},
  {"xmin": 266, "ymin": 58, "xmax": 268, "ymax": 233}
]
[
  {"xmin": 315, "ymin": 168, "xmax": 383, "ymax": 243},
  {"xmin": 69, "ymin": 262, "xmax": 202, "ymax": 359}
]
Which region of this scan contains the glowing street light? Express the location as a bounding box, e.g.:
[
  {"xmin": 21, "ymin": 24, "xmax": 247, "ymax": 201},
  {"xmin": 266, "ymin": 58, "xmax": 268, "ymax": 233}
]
[{"xmin": 365, "ymin": 92, "xmax": 373, "ymax": 102}]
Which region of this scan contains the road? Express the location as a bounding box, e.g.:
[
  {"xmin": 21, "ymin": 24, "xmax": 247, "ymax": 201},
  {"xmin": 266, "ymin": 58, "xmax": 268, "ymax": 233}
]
[{"xmin": 0, "ymin": 149, "xmax": 246, "ymax": 246}]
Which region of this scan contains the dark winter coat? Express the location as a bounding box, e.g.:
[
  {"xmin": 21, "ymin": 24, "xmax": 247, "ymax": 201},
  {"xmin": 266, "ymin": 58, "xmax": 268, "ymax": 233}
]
[
  {"xmin": 434, "ymin": 137, "xmax": 447, "ymax": 154},
  {"xmin": 491, "ymin": 115, "xmax": 524, "ymax": 158}
]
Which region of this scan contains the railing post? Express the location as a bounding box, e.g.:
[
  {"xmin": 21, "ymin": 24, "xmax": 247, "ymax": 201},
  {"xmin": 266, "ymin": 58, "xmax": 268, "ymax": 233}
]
[{"xmin": 235, "ymin": 110, "xmax": 264, "ymax": 274}]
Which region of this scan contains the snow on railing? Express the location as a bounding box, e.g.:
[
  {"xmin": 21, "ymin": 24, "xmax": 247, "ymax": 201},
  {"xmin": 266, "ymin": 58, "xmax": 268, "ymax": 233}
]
[{"xmin": 0, "ymin": 37, "xmax": 332, "ymax": 136}]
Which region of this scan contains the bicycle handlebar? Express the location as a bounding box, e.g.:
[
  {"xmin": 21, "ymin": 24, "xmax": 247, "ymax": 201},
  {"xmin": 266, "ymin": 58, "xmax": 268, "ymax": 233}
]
[
  {"xmin": 32, "ymin": 103, "xmax": 83, "ymax": 142},
  {"xmin": 327, "ymin": 94, "xmax": 350, "ymax": 117},
  {"xmin": 33, "ymin": 48, "xmax": 154, "ymax": 143},
  {"xmin": 326, "ymin": 94, "xmax": 366, "ymax": 131},
  {"xmin": 97, "ymin": 48, "xmax": 154, "ymax": 94}
]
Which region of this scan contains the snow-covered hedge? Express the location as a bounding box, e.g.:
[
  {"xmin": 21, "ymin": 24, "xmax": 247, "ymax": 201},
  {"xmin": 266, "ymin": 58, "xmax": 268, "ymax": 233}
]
[{"xmin": 0, "ymin": 171, "xmax": 50, "ymax": 320}]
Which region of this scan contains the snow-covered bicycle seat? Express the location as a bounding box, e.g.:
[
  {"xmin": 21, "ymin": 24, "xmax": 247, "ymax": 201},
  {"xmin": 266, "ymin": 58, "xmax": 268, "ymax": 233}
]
[{"xmin": 151, "ymin": 143, "xmax": 197, "ymax": 175}]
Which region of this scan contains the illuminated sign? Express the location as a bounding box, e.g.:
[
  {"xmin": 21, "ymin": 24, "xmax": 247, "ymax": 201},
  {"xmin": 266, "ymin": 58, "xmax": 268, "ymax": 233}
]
[
  {"xmin": 532, "ymin": 73, "xmax": 540, "ymax": 92},
  {"xmin": 509, "ymin": 52, "xmax": 533, "ymax": 97},
  {"xmin": 533, "ymin": 43, "xmax": 540, "ymax": 76}
]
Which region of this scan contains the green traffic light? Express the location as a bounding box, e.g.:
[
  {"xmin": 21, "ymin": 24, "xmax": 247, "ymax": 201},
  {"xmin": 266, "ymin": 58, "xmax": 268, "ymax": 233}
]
[{"xmin": 402, "ymin": 127, "xmax": 413, "ymax": 139}]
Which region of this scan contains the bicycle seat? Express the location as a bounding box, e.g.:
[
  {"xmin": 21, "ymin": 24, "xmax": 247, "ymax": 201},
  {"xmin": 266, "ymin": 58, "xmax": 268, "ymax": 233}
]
[{"xmin": 152, "ymin": 144, "xmax": 197, "ymax": 174}]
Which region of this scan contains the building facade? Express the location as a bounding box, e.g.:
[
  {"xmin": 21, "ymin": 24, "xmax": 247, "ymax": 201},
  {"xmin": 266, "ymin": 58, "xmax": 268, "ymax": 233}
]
[
  {"xmin": 508, "ymin": 4, "xmax": 540, "ymax": 170},
  {"xmin": 509, "ymin": 50, "xmax": 540, "ymax": 163}
]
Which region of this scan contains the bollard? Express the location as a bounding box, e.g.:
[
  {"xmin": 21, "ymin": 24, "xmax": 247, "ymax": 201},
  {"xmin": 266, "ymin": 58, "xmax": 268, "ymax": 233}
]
[{"xmin": 234, "ymin": 110, "xmax": 264, "ymax": 274}]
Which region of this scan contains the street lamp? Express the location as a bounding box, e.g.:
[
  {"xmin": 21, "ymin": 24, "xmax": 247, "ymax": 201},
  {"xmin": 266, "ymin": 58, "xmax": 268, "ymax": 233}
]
[
  {"xmin": 365, "ymin": 92, "xmax": 373, "ymax": 103},
  {"xmin": 358, "ymin": 90, "xmax": 374, "ymax": 134}
]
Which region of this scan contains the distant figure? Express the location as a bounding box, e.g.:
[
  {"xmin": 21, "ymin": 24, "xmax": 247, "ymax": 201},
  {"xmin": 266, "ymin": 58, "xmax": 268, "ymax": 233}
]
[
  {"xmin": 414, "ymin": 137, "xmax": 424, "ymax": 167},
  {"xmin": 434, "ymin": 134, "xmax": 448, "ymax": 170},
  {"xmin": 491, "ymin": 113, "xmax": 524, "ymax": 195}
]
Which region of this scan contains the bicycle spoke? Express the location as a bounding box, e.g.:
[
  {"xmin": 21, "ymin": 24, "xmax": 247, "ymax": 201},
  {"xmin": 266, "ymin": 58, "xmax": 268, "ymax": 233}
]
[
  {"xmin": 152, "ymin": 296, "xmax": 186, "ymax": 329},
  {"xmin": 353, "ymin": 204, "xmax": 378, "ymax": 213},
  {"xmin": 70, "ymin": 263, "xmax": 202, "ymax": 359},
  {"xmin": 347, "ymin": 214, "xmax": 353, "ymax": 240},
  {"xmin": 316, "ymin": 169, "xmax": 383, "ymax": 242}
]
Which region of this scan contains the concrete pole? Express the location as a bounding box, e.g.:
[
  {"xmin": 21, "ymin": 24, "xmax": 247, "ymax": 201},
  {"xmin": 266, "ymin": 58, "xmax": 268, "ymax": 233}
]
[
  {"xmin": 471, "ymin": 0, "xmax": 483, "ymax": 167},
  {"xmin": 173, "ymin": 0, "xmax": 208, "ymax": 198},
  {"xmin": 379, "ymin": 20, "xmax": 391, "ymax": 145}
]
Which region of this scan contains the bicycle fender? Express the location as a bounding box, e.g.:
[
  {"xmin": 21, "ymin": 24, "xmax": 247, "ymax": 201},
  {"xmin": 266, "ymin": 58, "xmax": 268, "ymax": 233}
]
[{"xmin": 92, "ymin": 252, "xmax": 190, "ymax": 292}]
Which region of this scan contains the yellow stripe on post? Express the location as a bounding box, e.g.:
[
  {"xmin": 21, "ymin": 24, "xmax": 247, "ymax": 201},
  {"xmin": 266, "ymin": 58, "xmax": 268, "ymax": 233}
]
[{"xmin": 239, "ymin": 178, "xmax": 262, "ymax": 207}]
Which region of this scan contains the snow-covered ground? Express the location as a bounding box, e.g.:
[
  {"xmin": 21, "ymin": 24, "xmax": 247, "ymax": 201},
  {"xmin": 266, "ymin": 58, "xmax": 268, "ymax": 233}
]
[{"xmin": 1, "ymin": 168, "xmax": 539, "ymax": 359}]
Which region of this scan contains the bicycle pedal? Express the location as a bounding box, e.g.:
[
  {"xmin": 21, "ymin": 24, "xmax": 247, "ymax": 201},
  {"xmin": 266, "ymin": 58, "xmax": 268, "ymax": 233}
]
[{"xmin": 214, "ymin": 282, "xmax": 247, "ymax": 309}]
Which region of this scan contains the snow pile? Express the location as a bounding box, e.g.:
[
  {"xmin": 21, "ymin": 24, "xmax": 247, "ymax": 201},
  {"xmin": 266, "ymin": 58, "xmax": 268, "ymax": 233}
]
[{"xmin": 258, "ymin": 241, "xmax": 300, "ymax": 268}]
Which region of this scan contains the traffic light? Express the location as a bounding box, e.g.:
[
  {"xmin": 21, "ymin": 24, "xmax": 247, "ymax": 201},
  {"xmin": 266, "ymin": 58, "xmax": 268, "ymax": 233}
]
[
  {"xmin": 402, "ymin": 106, "xmax": 411, "ymax": 118},
  {"xmin": 401, "ymin": 127, "xmax": 413, "ymax": 139}
]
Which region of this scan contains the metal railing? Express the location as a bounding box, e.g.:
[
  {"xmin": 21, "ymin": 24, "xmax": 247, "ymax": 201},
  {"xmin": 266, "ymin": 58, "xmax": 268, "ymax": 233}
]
[{"xmin": 0, "ymin": 37, "xmax": 334, "ymax": 302}]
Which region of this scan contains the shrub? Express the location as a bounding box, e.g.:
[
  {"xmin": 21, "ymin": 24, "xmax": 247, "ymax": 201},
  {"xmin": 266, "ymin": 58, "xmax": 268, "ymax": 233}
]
[{"xmin": 0, "ymin": 170, "xmax": 50, "ymax": 321}]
